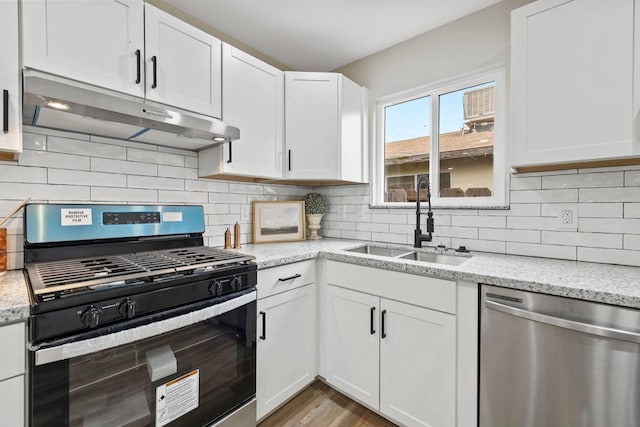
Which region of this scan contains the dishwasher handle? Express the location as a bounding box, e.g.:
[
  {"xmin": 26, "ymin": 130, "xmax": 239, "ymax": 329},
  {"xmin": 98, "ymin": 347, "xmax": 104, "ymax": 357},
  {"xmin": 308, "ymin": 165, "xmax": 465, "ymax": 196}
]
[{"xmin": 485, "ymin": 300, "xmax": 640, "ymax": 344}]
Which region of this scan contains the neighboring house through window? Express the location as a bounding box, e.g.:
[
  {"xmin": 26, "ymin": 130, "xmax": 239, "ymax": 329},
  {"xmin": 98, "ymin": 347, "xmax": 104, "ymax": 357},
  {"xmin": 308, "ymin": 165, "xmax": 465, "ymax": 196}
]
[{"xmin": 375, "ymin": 69, "xmax": 506, "ymax": 207}]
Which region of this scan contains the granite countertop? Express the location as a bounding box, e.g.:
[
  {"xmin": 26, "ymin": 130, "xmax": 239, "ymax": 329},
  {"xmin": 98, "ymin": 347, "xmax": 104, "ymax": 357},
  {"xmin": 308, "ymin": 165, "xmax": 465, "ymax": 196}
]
[
  {"xmin": 3, "ymin": 238, "xmax": 640, "ymax": 325},
  {"xmin": 238, "ymin": 239, "xmax": 640, "ymax": 309}
]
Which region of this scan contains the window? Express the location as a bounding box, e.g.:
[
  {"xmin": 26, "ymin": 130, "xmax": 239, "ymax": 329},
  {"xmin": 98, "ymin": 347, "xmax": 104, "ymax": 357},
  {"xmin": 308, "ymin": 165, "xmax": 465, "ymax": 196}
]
[{"xmin": 375, "ymin": 70, "xmax": 506, "ymax": 207}]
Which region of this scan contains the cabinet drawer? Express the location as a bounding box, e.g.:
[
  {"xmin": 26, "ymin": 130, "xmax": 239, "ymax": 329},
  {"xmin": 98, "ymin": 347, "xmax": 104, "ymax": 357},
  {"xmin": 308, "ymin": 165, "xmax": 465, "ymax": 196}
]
[
  {"xmin": 0, "ymin": 375, "xmax": 24, "ymax": 426},
  {"xmin": 0, "ymin": 322, "xmax": 25, "ymax": 380},
  {"xmin": 258, "ymin": 260, "xmax": 315, "ymax": 299}
]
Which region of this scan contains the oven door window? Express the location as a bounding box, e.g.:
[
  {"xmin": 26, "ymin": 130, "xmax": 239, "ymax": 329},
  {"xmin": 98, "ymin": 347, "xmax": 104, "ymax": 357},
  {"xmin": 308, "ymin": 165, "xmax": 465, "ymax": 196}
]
[{"xmin": 31, "ymin": 301, "xmax": 256, "ymax": 427}]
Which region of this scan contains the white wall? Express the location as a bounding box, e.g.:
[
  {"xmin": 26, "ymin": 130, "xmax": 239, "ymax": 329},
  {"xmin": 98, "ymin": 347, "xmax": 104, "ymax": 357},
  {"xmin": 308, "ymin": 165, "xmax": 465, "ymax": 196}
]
[{"xmin": 0, "ymin": 127, "xmax": 308, "ymax": 270}]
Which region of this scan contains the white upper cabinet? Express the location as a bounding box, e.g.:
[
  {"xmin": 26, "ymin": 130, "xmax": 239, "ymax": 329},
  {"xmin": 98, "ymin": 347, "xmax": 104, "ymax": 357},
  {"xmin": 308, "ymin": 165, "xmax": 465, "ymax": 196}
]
[
  {"xmin": 199, "ymin": 44, "xmax": 283, "ymax": 179},
  {"xmin": 285, "ymin": 72, "xmax": 367, "ymax": 183},
  {"xmin": 144, "ymin": 4, "xmax": 221, "ymax": 117},
  {"xmin": 22, "ymin": 0, "xmax": 145, "ymax": 97},
  {"xmin": 510, "ymin": 0, "xmax": 640, "ymax": 169},
  {"xmin": 0, "ymin": 0, "xmax": 21, "ymax": 155}
]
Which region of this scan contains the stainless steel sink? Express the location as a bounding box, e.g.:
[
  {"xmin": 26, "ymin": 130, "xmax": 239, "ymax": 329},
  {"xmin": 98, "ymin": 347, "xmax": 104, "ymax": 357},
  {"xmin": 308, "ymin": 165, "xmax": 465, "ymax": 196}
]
[
  {"xmin": 345, "ymin": 245, "xmax": 414, "ymax": 257},
  {"xmin": 399, "ymin": 251, "xmax": 469, "ymax": 266},
  {"xmin": 345, "ymin": 244, "xmax": 470, "ymax": 266}
]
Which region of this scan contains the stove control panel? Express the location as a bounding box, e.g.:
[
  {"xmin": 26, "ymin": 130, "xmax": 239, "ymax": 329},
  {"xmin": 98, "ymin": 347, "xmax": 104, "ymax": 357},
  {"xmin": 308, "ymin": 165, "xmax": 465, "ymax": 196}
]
[{"xmin": 103, "ymin": 212, "xmax": 160, "ymax": 225}]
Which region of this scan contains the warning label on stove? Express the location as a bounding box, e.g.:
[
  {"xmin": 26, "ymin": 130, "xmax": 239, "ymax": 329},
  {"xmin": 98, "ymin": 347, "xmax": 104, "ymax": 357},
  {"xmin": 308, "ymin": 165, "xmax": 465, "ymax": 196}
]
[
  {"xmin": 156, "ymin": 369, "xmax": 199, "ymax": 427},
  {"xmin": 61, "ymin": 209, "xmax": 92, "ymax": 226}
]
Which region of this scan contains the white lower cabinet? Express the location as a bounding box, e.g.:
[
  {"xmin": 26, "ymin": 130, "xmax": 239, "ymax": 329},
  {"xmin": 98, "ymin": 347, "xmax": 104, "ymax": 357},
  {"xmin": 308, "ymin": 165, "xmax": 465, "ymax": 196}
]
[
  {"xmin": 0, "ymin": 322, "xmax": 26, "ymax": 426},
  {"xmin": 256, "ymin": 262, "xmax": 316, "ymax": 421},
  {"xmin": 0, "ymin": 375, "xmax": 24, "ymax": 426},
  {"xmin": 321, "ymin": 260, "xmax": 461, "ymax": 427}
]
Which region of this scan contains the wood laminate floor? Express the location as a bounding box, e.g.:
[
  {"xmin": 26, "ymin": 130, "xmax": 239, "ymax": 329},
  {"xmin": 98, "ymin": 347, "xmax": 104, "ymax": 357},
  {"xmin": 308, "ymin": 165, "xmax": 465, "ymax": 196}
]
[{"xmin": 258, "ymin": 381, "xmax": 397, "ymax": 427}]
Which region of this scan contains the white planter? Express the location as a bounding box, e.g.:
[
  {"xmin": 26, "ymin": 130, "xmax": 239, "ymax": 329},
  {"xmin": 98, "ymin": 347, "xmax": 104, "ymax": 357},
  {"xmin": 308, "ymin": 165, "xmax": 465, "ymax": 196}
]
[{"xmin": 306, "ymin": 214, "xmax": 323, "ymax": 240}]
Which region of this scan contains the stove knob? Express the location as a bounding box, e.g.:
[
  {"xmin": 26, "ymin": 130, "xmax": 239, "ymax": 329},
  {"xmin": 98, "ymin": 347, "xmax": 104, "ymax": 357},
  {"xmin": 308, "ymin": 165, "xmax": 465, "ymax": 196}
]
[
  {"xmin": 80, "ymin": 306, "xmax": 103, "ymax": 329},
  {"xmin": 208, "ymin": 280, "xmax": 223, "ymax": 296},
  {"xmin": 119, "ymin": 298, "xmax": 137, "ymax": 319},
  {"xmin": 231, "ymin": 275, "xmax": 242, "ymax": 291}
]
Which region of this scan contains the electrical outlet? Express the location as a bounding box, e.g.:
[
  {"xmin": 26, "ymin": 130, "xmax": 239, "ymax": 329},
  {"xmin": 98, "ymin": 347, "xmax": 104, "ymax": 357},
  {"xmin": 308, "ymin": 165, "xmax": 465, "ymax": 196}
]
[
  {"xmin": 355, "ymin": 205, "xmax": 365, "ymax": 220},
  {"xmin": 337, "ymin": 205, "xmax": 346, "ymax": 220},
  {"xmin": 240, "ymin": 205, "xmax": 250, "ymax": 222},
  {"xmin": 557, "ymin": 205, "xmax": 578, "ymax": 229}
]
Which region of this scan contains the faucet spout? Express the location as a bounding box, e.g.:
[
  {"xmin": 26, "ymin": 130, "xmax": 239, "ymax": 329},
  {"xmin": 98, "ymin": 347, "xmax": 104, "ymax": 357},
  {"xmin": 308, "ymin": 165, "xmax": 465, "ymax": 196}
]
[{"xmin": 414, "ymin": 176, "xmax": 434, "ymax": 248}]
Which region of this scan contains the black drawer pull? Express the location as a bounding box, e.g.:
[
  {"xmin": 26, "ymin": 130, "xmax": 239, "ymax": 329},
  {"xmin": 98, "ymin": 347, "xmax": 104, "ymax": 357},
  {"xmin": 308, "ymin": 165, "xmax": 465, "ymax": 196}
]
[
  {"xmin": 278, "ymin": 274, "xmax": 301, "ymax": 282},
  {"xmin": 288, "ymin": 150, "xmax": 292, "ymax": 171},
  {"xmin": 227, "ymin": 141, "xmax": 233, "ymax": 163},
  {"xmin": 370, "ymin": 307, "xmax": 376, "ymax": 335},
  {"xmin": 151, "ymin": 56, "xmax": 158, "ymax": 89},
  {"xmin": 259, "ymin": 311, "xmax": 266, "ymax": 340},
  {"xmin": 3, "ymin": 89, "xmax": 8, "ymax": 133},
  {"xmin": 135, "ymin": 49, "xmax": 141, "ymax": 84},
  {"xmin": 381, "ymin": 309, "xmax": 387, "ymax": 338}
]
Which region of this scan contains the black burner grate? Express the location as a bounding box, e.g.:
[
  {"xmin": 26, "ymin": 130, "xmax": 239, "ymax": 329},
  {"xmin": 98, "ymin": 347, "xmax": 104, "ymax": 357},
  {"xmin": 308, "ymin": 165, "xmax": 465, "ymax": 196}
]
[{"xmin": 27, "ymin": 247, "xmax": 254, "ymax": 296}]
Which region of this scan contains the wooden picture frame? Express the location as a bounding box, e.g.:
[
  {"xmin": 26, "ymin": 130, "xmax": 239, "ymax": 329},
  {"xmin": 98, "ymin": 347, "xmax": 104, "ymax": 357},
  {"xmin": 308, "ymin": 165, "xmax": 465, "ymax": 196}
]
[{"xmin": 252, "ymin": 201, "xmax": 306, "ymax": 243}]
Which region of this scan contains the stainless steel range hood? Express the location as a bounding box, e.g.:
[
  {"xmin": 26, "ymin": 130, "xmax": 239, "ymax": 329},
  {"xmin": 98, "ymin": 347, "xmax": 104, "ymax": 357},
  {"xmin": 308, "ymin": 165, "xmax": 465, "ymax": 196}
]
[{"xmin": 22, "ymin": 69, "xmax": 239, "ymax": 150}]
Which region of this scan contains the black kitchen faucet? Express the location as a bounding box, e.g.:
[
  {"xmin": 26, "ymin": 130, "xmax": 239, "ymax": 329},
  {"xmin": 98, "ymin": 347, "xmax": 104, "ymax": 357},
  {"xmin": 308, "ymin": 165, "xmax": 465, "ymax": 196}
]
[{"xmin": 414, "ymin": 175, "xmax": 434, "ymax": 248}]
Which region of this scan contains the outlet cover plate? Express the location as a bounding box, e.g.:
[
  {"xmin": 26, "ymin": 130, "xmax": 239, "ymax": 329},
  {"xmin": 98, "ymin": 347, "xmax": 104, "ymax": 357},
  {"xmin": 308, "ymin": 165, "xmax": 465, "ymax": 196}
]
[{"xmin": 557, "ymin": 204, "xmax": 578, "ymax": 230}]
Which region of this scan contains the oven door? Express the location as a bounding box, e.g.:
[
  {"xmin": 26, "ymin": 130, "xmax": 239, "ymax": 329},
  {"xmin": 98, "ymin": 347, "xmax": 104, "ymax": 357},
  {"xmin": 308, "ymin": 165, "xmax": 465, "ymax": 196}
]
[{"xmin": 30, "ymin": 291, "xmax": 256, "ymax": 427}]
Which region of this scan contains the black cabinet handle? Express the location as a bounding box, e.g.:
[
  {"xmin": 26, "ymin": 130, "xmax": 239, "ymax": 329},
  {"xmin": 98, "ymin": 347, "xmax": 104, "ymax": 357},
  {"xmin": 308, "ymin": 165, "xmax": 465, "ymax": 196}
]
[
  {"xmin": 288, "ymin": 150, "xmax": 292, "ymax": 171},
  {"xmin": 227, "ymin": 141, "xmax": 232, "ymax": 163},
  {"xmin": 278, "ymin": 273, "xmax": 301, "ymax": 282},
  {"xmin": 370, "ymin": 307, "xmax": 376, "ymax": 335},
  {"xmin": 3, "ymin": 89, "xmax": 8, "ymax": 133},
  {"xmin": 135, "ymin": 49, "xmax": 141, "ymax": 84},
  {"xmin": 381, "ymin": 309, "xmax": 387, "ymax": 338},
  {"xmin": 259, "ymin": 311, "xmax": 266, "ymax": 340},
  {"xmin": 151, "ymin": 56, "xmax": 158, "ymax": 89}
]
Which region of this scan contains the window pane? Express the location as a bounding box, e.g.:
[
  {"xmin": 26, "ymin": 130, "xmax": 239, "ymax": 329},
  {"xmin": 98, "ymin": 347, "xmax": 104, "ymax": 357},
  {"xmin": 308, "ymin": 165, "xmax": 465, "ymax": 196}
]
[
  {"xmin": 384, "ymin": 96, "xmax": 430, "ymax": 202},
  {"xmin": 438, "ymin": 82, "xmax": 495, "ymax": 198}
]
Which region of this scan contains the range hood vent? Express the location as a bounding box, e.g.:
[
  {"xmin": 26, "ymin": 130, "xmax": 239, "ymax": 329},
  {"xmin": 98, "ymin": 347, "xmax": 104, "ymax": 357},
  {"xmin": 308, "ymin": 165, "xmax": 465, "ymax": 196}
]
[{"xmin": 22, "ymin": 70, "xmax": 239, "ymax": 150}]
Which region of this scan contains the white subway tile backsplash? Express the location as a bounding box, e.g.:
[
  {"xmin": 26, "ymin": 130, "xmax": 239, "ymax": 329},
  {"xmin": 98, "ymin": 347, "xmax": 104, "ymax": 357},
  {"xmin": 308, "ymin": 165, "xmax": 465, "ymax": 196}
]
[
  {"xmin": 0, "ymin": 165, "xmax": 47, "ymax": 183},
  {"xmin": 49, "ymin": 169, "xmax": 126, "ymax": 187},
  {"xmin": 157, "ymin": 152, "xmax": 185, "ymax": 167},
  {"xmin": 91, "ymin": 187, "xmax": 157, "ymax": 202},
  {"xmin": 184, "ymin": 156, "xmax": 198, "ymax": 168},
  {"xmin": 370, "ymin": 213, "xmax": 408, "ymax": 224},
  {"xmin": 21, "ymin": 133, "xmax": 47, "ymax": 151},
  {"xmin": 541, "ymin": 231, "xmax": 622, "ymax": 249},
  {"xmin": 580, "ymin": 187, "xmax": 640, "ymax": 203},
  {"xmin": 626, "ymin": 171, "xmax": 640, "ymax": 186},
  {"xmin": 158, "ymin": 165, "xmax": 198, "ymax": 180},
  {"xmin": 127, "ymin": 147, "xmax": 159, "ymax": 163},
  {"xmin": 510, "ymin": 176, "xmax": 541, "ymax": 190},
  {"xmin": 48, "ymin": 136, "xmax": 127, "ymax": 159},
  {"xmin": 479, "ymin": 228, "xmax": 540, "ymax": 243},
  {"xmin": 230, "ymin": 183, "xmax": 264, "ymax": 195},
  {"xmin": 578, "ymin": 203, "xmax": 623, "ymax": 218},
  {"xmin": 578, "ymin": 247, "xmax": 640, "ymax": 267},
  {"xmin": 625, "ymin": 203, "xmax": 640, "ymax": 218},
  {"xmin": 371, "ymin": 232, "xmax": 409, "ymax": 245},
  {"xmin": 127, "ymin": 175, "xmax": 184, "ymax": 191},
  {"xmin": 357, "ymin": 222, "xmax": 389, "ymax": 233},
  {"xmin": 158, "ymin": 190, "xmax": 207, "ymax": 203},
  {"xmin": 450, "ymin": 238, "xmax": 506, "ymax": 254},
  {"xmin": 20, "ymin": 150, "xmax": 90, "ymax": 170},
  {"xmin": 436, "ymin": 226, "xmax": 479, "ymax": 239},
  {"xmin": 511, "ymin": 189, "xmax": 578, "ymax": 203},
  {"xmin": 542, "ymin": 172, "xmax": 623, "ymax": 189},
  {"xmin": 507, "ymin": 216, "xmax": 559, "ymax": 230},
  {"xmin": 579, "ymin": 218, "xmax": 640, "ymax": 234},
  {"xmin": 209, "ymin": 192, "xmax": 248, "ymax": 204},
  {"xmin": 506, "ymin": 242, "xmax": 576, "ymax": 260},
  {"xmin": 0, "ymin": 182, "xmax": 90, "ymax": 200},
  {"xmin": 481, "ymin": 204, "xmax": 540, "ymax": 217},
  {"xmin": 91, "ymin": 158, "xmax": 157, "ymax": 176},
  {"xmin": 185, "ymin": 179, "xmax": 229, "ymax": 193},
  {"xmin": 623, "ymin": 235, "xmax": 640, "ymax": 250},
  {"xmin": 158, "ymin": 146, "xmax": 198, "ymax": 157},
  {"xmin": 452, "ymin": 215, "xmax": 505, "ymax": 228},
  {"xmin": 342, "ymin": 230, "xmax": 372, "ymax": 241}
]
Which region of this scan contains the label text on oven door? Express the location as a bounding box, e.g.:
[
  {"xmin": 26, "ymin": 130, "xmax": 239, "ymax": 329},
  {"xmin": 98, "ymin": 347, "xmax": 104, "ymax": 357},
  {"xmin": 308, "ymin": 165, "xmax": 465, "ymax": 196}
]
[
  {"xmin": 61, "ymin": 209, "xmax": 92, "ymax": 226},
  {"xmin": 156, "ymin": 369, "xmax": 199, "ymax": 427}
]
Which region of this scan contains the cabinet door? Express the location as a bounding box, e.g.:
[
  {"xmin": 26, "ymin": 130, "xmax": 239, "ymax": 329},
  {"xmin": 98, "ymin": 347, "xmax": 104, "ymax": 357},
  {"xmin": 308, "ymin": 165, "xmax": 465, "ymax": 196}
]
[
  {"xmin": 285, "ymin": 72, "xmax": 340, "ymax": 180},
  {"xmin": 325, "ymin": 285, "xmax": 379, "ymax": 409},
  {"xmin": 0, "ymin": 0, "xmax": 21, "ymax": 154},
  {"xmin": 257, "ymin": 284, "xmax": 316, "ymax": 420},
  {"xmin": 221, "ymin": 44, "xmax": 283, "ymax": 179},
  {"xmin": 0, "ymin": 376, "xmax": 24, "ymax": 426},
  {"xmin": 380, "ymin": 299, "xmax": 456, "ymax": 427},
  {"xmin": 511, "ymin": 0, "xmax": 637, "ymax": 167},
  {"xmin": 22, "ymin": 0, "xmax": 144, "ymax": 97},
  {"xmin": 145, "ymin": 4, "xmax": 221, "ymax": 118}
]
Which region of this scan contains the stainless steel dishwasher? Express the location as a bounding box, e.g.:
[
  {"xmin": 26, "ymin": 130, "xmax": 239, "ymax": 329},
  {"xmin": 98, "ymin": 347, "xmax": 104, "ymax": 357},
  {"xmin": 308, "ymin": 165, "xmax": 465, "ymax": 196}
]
[{"xmin": 480, "ymin": 284, "xmax": 640, "ymax": 427}]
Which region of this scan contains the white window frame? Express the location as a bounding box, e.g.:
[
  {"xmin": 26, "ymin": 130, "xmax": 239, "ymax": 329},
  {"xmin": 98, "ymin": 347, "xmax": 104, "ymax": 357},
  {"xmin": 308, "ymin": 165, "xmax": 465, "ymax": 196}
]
[{"xmin": 372, "ymin": 68, "xmax": 507, "ymax": 208}]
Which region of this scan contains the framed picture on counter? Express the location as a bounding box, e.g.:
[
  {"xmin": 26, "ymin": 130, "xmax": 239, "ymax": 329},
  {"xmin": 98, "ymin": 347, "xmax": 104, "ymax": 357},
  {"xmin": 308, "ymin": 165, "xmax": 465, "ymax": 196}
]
[{"xmin": 252, "ymin": 201, "xmax": 306, "ymax": 243}]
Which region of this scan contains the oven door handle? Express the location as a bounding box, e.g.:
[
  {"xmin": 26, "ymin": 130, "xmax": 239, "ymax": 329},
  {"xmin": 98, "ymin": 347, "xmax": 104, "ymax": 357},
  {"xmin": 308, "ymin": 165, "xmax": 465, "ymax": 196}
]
[{"xmin": 32, "ymin": 290, "xmax": 256, "ymax": 366}]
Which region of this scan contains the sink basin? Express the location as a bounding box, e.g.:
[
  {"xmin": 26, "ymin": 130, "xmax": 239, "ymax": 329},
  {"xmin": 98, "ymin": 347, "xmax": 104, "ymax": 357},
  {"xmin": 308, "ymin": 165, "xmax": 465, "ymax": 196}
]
[
  {"xmin": 399, "ymin": 251, "xmax": 469, "ymax": 266},
  {"xmin": 346, "ymin": 245, "xmax": 414, "ymax": 257}
]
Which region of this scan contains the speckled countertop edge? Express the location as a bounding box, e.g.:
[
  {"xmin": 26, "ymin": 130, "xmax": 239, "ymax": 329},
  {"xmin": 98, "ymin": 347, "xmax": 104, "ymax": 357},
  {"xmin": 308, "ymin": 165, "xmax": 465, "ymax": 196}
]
[
  {"xmin": 0, "ymin": 270, "xmax": 30, "ymax": 325},
  {"xmin": 3, "ymin": 238, "xmax": 640, "ymax": 325}
]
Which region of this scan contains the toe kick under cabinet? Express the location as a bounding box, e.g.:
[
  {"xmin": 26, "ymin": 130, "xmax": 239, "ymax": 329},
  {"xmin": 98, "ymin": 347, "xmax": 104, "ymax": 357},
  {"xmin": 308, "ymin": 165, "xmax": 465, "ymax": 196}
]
[
  {"xmin": 256, "ymin": 260, "xmax": 317, "ymax": 421},
  {"xmin": 319, "ymin": 260, "xmax": 478, "ymax": 427}
]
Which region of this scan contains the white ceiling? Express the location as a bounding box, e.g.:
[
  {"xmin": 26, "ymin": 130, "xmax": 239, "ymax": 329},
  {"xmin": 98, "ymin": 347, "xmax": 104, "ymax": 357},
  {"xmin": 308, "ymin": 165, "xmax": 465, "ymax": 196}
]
[{"xmin": 165, "ymin": 0, "xmax": 505, "ymax": 71}]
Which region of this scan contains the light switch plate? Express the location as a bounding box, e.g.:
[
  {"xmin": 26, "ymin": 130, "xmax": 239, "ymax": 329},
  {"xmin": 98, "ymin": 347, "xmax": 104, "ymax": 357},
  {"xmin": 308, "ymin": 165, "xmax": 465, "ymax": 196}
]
[{"xmin": 240, "ymin": 205, "xmax": 250, "ymax": 222}]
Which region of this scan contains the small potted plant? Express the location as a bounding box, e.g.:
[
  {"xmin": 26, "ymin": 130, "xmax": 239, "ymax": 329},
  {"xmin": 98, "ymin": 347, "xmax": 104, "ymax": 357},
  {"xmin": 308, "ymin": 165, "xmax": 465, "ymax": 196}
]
[{"xmin": 303, "ymin": 192, "xmax": 328, "ymax": 240}]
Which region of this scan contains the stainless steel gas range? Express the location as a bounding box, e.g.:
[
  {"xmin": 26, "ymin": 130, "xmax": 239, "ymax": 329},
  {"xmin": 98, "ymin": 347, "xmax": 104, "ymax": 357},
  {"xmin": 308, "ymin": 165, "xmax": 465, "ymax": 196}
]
[{"xmin": 23, "ymin": 204, "xmax": 257, "ymax": 427}]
